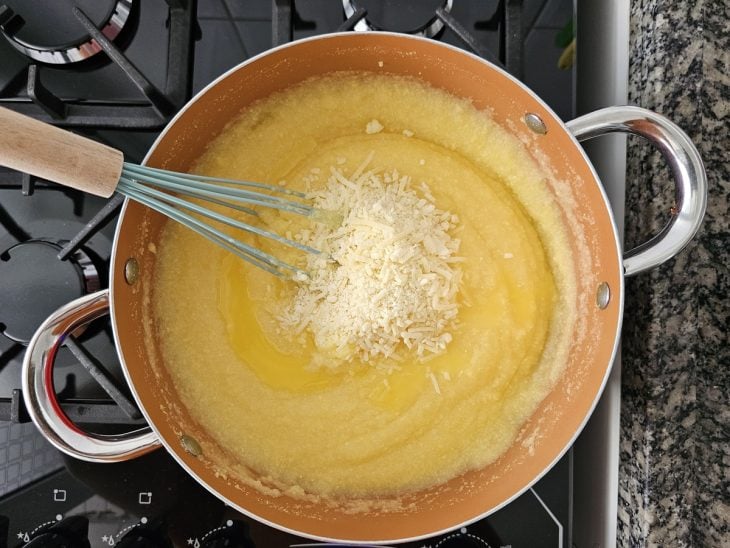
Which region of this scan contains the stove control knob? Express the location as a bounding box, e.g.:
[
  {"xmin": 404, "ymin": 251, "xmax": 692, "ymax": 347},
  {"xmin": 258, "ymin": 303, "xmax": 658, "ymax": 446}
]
[
  {"xmin": 201, "ymin": 521, "xmax": 254, "ymax": 548},
  {"xmin": 437, "ymin": 533, "xmax": 491, "ymax": 547},
  {"xmin": 24, "ymin": 516, "xmax": 90, "ymax": 548},
  {"xmin": 117, "ymin": 518, "xmax": 171, "ymax": 548}
]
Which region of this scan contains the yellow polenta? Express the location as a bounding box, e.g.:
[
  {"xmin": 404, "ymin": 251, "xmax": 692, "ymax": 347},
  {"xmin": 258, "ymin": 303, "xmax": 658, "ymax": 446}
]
[{"xmin": 151, "ymin": 72, "xmax": 576, "ymax": 500}]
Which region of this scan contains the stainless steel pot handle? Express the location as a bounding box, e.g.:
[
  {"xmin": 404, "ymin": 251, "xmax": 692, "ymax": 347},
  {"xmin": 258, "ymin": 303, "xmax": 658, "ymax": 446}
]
[
  {"xmin": 566, "ymin": 105, "xmax": 707, "ymax": 276},
  {"xmin": 22, "ymin": 290, "xmax": 161, "ymax": 462}
]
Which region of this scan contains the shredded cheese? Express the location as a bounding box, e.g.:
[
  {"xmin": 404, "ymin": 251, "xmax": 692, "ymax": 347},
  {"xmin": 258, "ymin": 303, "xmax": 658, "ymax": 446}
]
[
  {"xmin": 279, "ymin": 156, "xmax": 463, "ymax": 365},
  {"xmin": 365, "ymin": 119, "xmax": 384, "ymax": 134}
]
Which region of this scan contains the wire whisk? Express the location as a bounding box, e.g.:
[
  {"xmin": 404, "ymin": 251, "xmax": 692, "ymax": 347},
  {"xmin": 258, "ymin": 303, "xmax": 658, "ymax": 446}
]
[
  {"xmin": 118, "ymin": 163, "xmax": 319, "ymax": 276},
  {"xmin": 0, "ymin": 107, "xmax": 323, "ymax": 278}
]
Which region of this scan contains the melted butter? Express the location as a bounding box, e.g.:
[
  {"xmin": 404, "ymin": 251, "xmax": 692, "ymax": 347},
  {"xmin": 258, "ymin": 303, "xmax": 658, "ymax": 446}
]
[{"xmin": 219, "ymin": 253, "xmax": 343, "ymax": 392}]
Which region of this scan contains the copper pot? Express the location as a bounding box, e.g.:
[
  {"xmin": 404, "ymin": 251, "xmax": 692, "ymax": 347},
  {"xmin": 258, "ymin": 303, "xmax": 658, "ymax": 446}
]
[{"xmin": 22, "ymin": 33, "xmax": 706, "ymax": 544}]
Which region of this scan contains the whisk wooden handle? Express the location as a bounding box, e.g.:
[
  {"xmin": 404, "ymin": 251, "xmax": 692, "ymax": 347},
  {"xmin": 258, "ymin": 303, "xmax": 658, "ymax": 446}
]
[{"xmin": 0, "ymin": 107, "xmax": 124, "ymax": 197}]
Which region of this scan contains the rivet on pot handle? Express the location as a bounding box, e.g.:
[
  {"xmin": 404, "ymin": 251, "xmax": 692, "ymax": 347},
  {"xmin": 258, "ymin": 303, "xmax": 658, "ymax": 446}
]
[
  {"xmin": 566, "ymin": 106, "xmax": 707, "ymax": 276},
  {"xmin": 22, "ymin": 290, "xmax": 161, "ymax": 462}
]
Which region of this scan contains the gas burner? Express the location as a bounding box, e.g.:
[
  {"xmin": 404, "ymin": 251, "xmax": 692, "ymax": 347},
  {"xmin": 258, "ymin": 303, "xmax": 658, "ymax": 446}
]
[
  {"xmin": 0, "ymin": 0, "xmax": 134, "ymax": 65},
  {"xmin": 343, "ymin": 0, "xmax": 453, "ymax": 37},
  {"xmin": 0, "ymin": 239, "xmax": 99, "ymax": 343}
]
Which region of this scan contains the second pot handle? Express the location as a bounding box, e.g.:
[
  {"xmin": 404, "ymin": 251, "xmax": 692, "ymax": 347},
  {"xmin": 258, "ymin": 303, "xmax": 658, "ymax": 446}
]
[
  {"xmin": 566, "ymin": 106, "xmax": 707, "ymax": 276},
  {"xmin": 22, "ymin": 290, "xmax": 161, "ymax": 462}
]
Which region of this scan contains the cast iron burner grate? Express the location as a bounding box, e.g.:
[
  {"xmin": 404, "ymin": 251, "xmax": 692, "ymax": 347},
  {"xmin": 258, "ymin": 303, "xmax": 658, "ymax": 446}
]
[
  {"xmin": 0, "ymin": 0, "xmax": 196, "ymax": 128},
  {"xmin": 335, "ymin": 0, "xmax": 523, "ymax": 78}
]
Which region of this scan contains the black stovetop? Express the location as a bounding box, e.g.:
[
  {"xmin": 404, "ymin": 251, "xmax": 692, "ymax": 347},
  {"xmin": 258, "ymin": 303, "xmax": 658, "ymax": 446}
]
[{"xmin": 0, "ymin": 1, "xmax": 575, "ymax": 546}]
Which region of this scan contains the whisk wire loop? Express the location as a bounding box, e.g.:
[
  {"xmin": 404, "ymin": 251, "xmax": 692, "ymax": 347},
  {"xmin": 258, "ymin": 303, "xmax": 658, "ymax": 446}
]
[
  {"xmin": 118, "ymin": 178, "xmax": 319, "ymax": 255},
  {"xmin": 164, "ymin": 185, "xmax": 260, "ymax": 217},
  {"xmin": 117, "ymin": 164, "xmax": 320, "ymax": 277},
  {"xmin": 124, "ymin": 163, "xmax": 308, "ymax": 198},
  {"xmin": 121, "ymin": 164, "xmax": 313, "ymax": 216},
  {"xmin": 120, "ymin": 183, "xmax": 303, "ymax": 277}
]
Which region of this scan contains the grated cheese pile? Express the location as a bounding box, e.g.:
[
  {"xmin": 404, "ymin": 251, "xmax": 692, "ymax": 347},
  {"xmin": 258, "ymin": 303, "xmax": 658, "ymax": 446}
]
[{"xmin": 279, "ymin": 155, "xmax": 463, "ymax": 365}]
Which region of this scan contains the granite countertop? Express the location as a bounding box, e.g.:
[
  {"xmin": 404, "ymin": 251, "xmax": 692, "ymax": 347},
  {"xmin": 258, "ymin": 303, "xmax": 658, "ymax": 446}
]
[{"xmin": 619, "ymin": 0, "xmax": 728, "ymax": 546}]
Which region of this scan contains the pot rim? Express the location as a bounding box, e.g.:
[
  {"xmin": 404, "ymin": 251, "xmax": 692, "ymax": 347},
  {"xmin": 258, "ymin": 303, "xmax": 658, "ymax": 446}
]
[{"xmin": 109, "ymin": 31, "xmax": 625, "ymax": 544}]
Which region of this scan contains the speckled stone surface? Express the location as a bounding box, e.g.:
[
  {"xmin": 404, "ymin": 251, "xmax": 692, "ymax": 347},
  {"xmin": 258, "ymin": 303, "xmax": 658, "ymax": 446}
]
[{"xmin": 619, "ymin": 1, "xmax": 729, "ymax": 546}]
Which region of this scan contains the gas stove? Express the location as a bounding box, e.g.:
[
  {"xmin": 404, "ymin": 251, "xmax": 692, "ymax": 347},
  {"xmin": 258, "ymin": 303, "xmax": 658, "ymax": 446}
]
[{"xmin": 0, "ymin": 1, "xmax": 608, "ymax": 547}]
